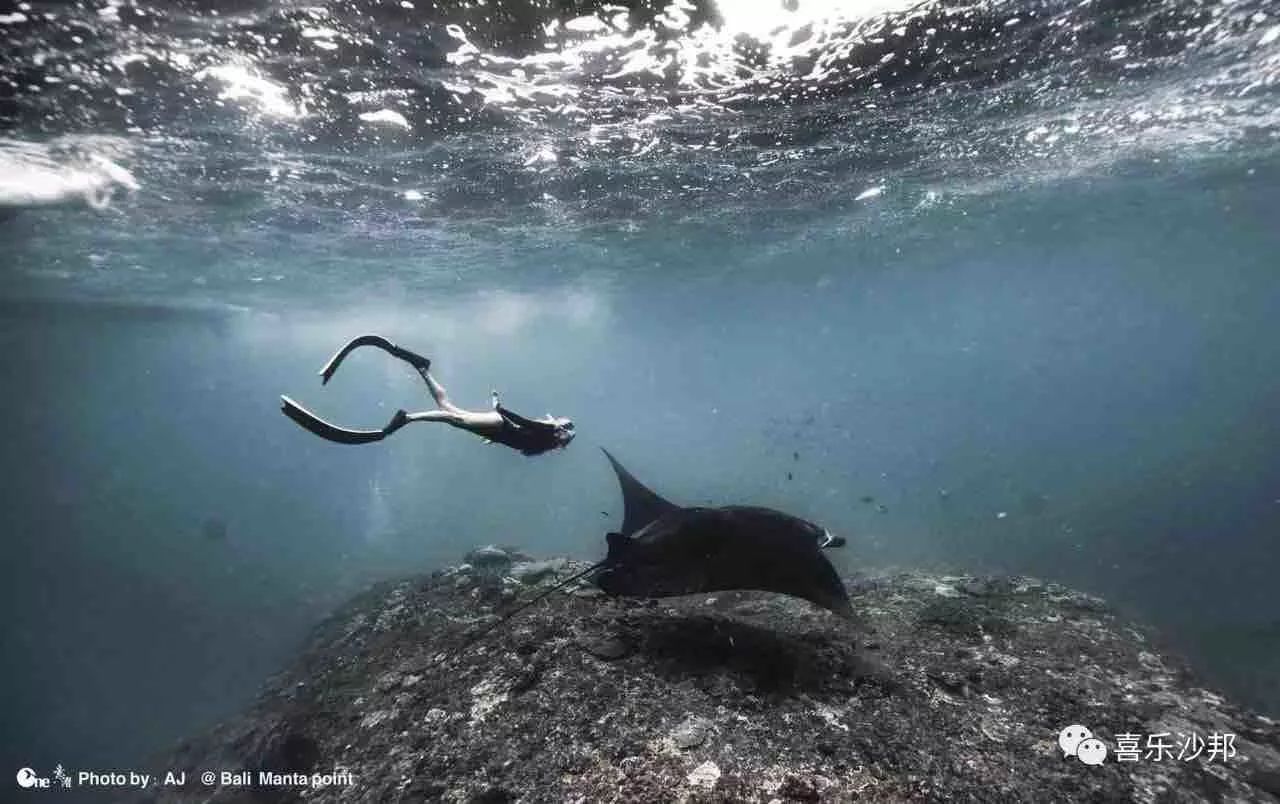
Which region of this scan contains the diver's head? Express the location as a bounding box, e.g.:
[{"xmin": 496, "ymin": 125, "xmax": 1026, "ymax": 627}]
[
  {"xmin": 540, "ymin": 414, "xmax": 576, "ymax": 445},
  {"xmin": 549, "ymin": 416, "xmax": 575, "ymax": 447}
]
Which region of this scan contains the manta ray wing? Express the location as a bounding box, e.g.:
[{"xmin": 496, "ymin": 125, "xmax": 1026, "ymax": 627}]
[
  {"xmin": 802, "ymin": 549, "xmax": 854, "ymax": 617},
  {"xmin": 675, "ymin": 509, "xmax": 854, "ymax": 617},
  {"xmin": 601, "ymin": 448, "xmax": 682, "ymax": 537}
]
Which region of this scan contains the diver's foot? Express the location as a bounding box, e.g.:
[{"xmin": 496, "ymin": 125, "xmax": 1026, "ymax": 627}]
[
  {"xmin": 383, "ymin": 409, "xmax": 410, "ymax": 434},
  {"xmin": 390, "ymin": 345, "xmax": 430, "ymax": 372}
]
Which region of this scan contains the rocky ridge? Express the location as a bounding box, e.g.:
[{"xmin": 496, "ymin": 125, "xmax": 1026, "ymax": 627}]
[{"xmin": 149, "ymin": 548, "xmax": 1280, "ymax": 803}]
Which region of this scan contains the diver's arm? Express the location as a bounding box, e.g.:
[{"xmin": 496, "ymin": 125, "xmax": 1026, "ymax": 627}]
[{"xmin": 495, "ymin": 403, "xmax": 558, "ymax": 433}]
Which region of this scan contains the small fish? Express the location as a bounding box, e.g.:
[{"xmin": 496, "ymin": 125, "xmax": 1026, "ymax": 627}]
[
  {"xmin": 786, "ymin": 472, "xmax": 793, "ymax": 481},
  {"xmin": 860, "ymin": 495, "xmax": 875, "ymax": 504},
  {"xmin": 875, "ymin": 503, "xmax": 888, "ymax": 514},
  {"xmin": 601, "ymin": 511, "xmax": 610, "ymax": 517},
  {"xmin": 793, "ymin": 451, "xmax": 800, "ymax": 462}
]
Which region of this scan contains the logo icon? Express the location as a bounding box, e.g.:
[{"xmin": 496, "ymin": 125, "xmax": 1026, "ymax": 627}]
[
  {"xmin": 1077, "ymin": 737, "xmax": 1108, "ymax": 766},
  {"xmin": 16, "ymin": 768, "xmax": 39, "ymax": 789},
  {"xmin": 1059, "ymin": 724, "xmax": 1106, "ymax": 765},
  {"xmin": 1058, "ymin": 724, "xmax": 1092, "ymax": 757}
]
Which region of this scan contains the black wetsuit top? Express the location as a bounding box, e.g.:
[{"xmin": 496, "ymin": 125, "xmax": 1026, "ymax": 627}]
[{"xmin": 489, "ymin": 405, "xmax": 564, "ymax": 456}]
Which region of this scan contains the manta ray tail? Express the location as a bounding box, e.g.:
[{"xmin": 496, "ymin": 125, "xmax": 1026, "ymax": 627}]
[
  {"xmin": 600, "ymin": 448, "xmax": 680, "ymax": 537},
  {"xmin": 438, "ymin": 560, "xmax": 609, "ymax": 661}
]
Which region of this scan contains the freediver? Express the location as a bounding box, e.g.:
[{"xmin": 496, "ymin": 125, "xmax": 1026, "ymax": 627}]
[{"xmin": 280, "ymin": 335, "xmax": 576, "ymax": 456}]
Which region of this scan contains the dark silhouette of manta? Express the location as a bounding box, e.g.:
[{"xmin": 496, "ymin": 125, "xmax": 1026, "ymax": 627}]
[
  {"xmin": 460, "ymin": 450, "xmax": 853, "ymax": 650},
  {"xmin": 593, "ymin": 449, "xmax": 853, "ymax": 617}
]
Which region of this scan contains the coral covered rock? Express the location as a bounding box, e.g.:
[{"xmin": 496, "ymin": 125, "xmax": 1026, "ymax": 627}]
[{"xmin": 145, "ymin": 560, "xmax": 1280, "ymax": 803}]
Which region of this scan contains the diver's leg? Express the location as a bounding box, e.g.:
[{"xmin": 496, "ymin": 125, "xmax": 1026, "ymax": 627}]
[
  {"xmin": 319, "ymin": 335, "xmax": 432, "ymax": 385},
  {"xmin": 383, "ymin": 408, "xmax": 459, "ymax": 436},
  {"xmin": 282, "ymin": 395, "xmax": 470, "ymax": 444},
  {"xmin": 417, "ymin": 369, "xmax": 463, "ymax": 414},
  {"xmin": 316, "ymin": 334, "xmax": 460, "ymax": 413}
]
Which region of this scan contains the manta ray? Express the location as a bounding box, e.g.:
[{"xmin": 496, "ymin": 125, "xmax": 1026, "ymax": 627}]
[
  {"xmin": 593, "ymin": 448, "xmax": 853, "ymax": 617},
  {"xmin": 460, "ymin": 449, "xmax": 853, "ymax": 649}
]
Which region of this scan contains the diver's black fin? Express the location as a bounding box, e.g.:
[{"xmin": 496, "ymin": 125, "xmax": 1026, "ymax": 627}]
[
  {"xmin": 319, "ymin": 334, "xmax": 430, "ymax": 384},
  {"xmin": 281, "ymin": 395, "xmax": 388, "ymax": 444},
  {"xmin": 600, "ymin": 448, "xmax": 680, "ymax": 537}
]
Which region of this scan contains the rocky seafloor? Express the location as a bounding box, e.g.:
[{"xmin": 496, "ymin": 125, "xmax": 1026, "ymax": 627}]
[{"xmin": 146, "ymin": 549, "xmax": 1280, "ymax": 803}]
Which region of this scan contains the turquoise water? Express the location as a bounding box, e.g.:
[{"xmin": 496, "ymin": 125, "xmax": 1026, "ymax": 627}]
[{"xmin": 2, "ymin": 0, "xmax": 1279, "ymax": 778}]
